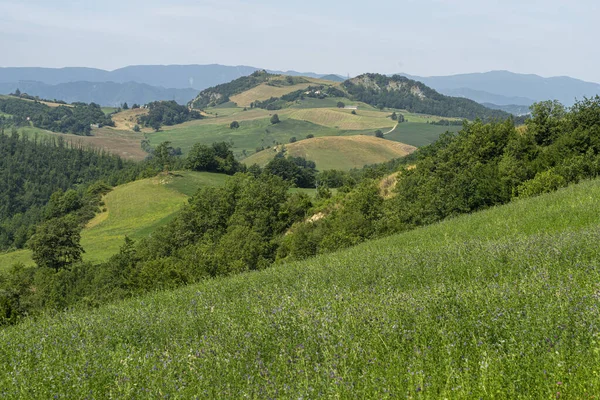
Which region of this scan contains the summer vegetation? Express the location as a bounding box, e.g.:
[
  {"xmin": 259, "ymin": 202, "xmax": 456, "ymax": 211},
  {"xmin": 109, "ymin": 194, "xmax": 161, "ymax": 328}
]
[{"xmin": 1, "ymin": 94, "xmax": 600, "ymax": 397}]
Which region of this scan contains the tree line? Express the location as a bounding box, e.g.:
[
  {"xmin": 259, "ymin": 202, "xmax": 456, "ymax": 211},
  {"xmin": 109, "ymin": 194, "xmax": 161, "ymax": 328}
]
[
  {"xmin": 0, "ymin": 97, "xmax": 114, "ymax": 135},
  {"xmin": 0, "ymin": 129, "xmax": 162, "ymax": 251}
]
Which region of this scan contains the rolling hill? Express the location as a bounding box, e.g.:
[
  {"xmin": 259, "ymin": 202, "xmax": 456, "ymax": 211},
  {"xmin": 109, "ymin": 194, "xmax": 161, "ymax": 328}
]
[
  {"xmin": 343, "ymin": 74, "xmax": 510, "ymax": 120},
  {"xmin": 243, "ymin": 136, "xmax": 416, "ymax": 170},
  {"xmin": 2, "ymin": 177, "xmax": 599, "ymax": 397},
  {"xmin": 0, "ymin": 171, "xmax": 229, "ymax": 269}
]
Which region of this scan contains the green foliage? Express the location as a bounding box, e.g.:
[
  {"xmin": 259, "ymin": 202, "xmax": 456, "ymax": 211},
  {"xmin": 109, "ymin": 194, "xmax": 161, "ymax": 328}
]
[
  {"xmin": 517, "ymin": 169, "xmax": 567, "ymax": 197},
  {"xmin": 229, "ymin": 120, "xmax": 240, "ymax": 129},
  {"xmin": 264, "ymin": 156, "xmax": 316, "ymax": 188},
  {"xmin": 2, "ymin": 179, "xmax": 600, "ymax": 397},
  {"xmin": 337, "ymin": 101, "xmax": 345, "ymax": 108},
  {"xmin": 0, "ymin": 97, "xmax": 114, "ymax": 135},
  {"xmin": 343, "ymin": 73, "xmax": 511, "ymax": 120},
  {"xmin": 0, "ymin": 130, "xmax": 150, "ymax": 251},
  {"xmin": 138, "ymin": 100, "xmax": 202, "ymax": 131},
  {"xmin": 374, "ymin": 129, "xmax": 384, "ymax": 138},
  {"xmin": 186, "ymin": 142, "xmax": 242, "ymax": 174},
  {"xmin": 270, "ymin": 114, "xmax": 280, "ymax": 124},
  {"xmin": 28, "ymin": 217, "xmax": 84, "ymax": 271}
]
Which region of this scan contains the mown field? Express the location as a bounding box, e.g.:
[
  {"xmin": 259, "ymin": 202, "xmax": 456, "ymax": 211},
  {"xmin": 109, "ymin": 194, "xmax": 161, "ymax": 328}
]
[
  {"xmin": 385, "ymin": 122, "xmax": 462, "ymax": 147},
  {"xmin": 244, "ymin": 135, "xmax": 416, "ymax": 170},
  {"xmin": 2, "ymin": 178, "xmax": 599, "ymax": 398},
  {"xmin": 0, "ymin": 172, "xmax": 229, "ymax": 268}
]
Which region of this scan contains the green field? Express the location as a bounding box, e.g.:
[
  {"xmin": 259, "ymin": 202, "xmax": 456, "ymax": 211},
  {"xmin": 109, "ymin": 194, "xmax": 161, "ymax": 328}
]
[
  {"xmin": 148, "ymin": 117, "xmax": 347, "ymax": 158},
  {"xmin": 0, "ymin": 172, "xmax": 229, "ymax": 268},
  {"xmin": 385, "ymin": 122, "xmax": 462, "ymax": 147},
  {"xmin": 244, "ymin": 135, "xmax": 416, "ymax": 170},
  {"xmin": 2, "ymin": 178, "xmax": 599, "ymax": 397}
]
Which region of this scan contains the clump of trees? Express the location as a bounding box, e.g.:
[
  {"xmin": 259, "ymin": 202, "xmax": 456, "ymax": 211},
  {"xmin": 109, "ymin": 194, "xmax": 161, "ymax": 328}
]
[
  {"xmin": 0, "ymin": 98, "xmax": 114, "ymax": 135},
  {"xmin": 138, "ymin": 101, "xmax": 202, "ymax": 131},
  {"xmin": 186, "ymin": 142, "xmax": 242, "ymax": 174}
]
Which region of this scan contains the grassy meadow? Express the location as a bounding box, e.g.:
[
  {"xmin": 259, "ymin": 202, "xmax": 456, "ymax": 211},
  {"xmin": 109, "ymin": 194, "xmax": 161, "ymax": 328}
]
[
  {"xmin": 1, "ymin": 177, "xmax": 599, "ymax": 397},
  {"xmin": 244, "ymin": 135, "xmax": 416, "ymax": 170},
  {"xmin": 385, "ymin": 122, "xmax": 462, "ymax": 147},
  {"xmin": 0, "ymin": 172, "xmax": 229, "ymax": 269}
]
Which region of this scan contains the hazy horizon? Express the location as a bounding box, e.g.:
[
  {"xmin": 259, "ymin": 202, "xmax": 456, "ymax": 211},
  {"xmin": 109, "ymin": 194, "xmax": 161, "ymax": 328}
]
[{"xmin": 1, "ymin": 0, "xmax": 598, "ymax": 82}]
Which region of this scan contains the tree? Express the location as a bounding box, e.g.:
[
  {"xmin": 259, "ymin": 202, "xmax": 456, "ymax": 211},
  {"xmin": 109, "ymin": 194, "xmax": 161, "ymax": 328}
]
[
  {"xmin": 230, "ymin": 121, "xmax": 240, "ymax": 129},
  {"xmin": 270, "ymin": 114, "xmax": 280, "ymax": 124},
  {"xmin": 391, "ymin": 112, "xmax": 398, "ymax": 121},
  {"xmin": 397, "ymin": 113, "xmax": 405, "ymax": 123},
  {"xmin": 14, "ymin": 89, "xmax": 21, "ymax": 97},
  {"xmin": 289, "ymin": 137, "xmax": 297, "ymax": 143},
  {"xmin": 306, "ymin": 134, "xmax": 314, "ymax": 139},
  {"xmin": 28, "ymin": 217, "xmax": 83, "ymax": 271},
  {"xmin": 132, "ymin": 104, "xmax": 140, "ymax": 109},
  {"xmin": 154, "ymin": 141, "xmax": 175, "ymax": 172},
  {"xmin": 375, "ymin": 130, "xmax": 384, "ymax": 138},
  {"xmin": 122, "ymin": 102, "xmax": 129, "ymax": 110},
  {"xmin": 337, "ymin": 101, "xmax": 345, "ymax": 108},
  {"xmin": 351, "ymin": 110, "xmax": 357, "ymax": 115},
  {"xmin": 133, "ymin": 124, "xmax": 141, "ymax": 132},
  {"xmin": 150, "ymin": 120, "xmax": 162, "ymax": 132}
]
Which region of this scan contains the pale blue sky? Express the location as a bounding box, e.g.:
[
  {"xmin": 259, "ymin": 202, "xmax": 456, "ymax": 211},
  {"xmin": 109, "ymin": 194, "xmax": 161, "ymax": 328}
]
[{"xmin": 1, "ymin": 0, "xmax": 598, "ymax": 82}]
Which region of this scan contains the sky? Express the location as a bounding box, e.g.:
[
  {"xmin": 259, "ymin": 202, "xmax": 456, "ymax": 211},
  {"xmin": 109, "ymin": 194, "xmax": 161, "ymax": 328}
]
[{"xmin": 1, "ymin": 0, "xmax": 598, "ymax": 82}]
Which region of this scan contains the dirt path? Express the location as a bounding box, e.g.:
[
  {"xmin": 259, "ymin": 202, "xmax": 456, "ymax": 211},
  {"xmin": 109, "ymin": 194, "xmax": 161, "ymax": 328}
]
[{"xmin": 384, "ymin": 123, "xmax": 399, "ymax": 135}]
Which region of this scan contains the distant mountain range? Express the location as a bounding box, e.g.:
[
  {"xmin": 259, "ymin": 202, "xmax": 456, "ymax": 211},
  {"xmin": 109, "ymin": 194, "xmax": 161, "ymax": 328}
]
[
  {"xmin": 0, "ymin": 65, "xmax": 343, "ymax": 106},
  {"xmin": 1, "ymin": 65, "xmax": 598, "ymax": 109},
  {"xmin": 0, "ymin": 81, "xmax": 198, "ymax": 107},
  {"xmin": 398, "ymin": 71, "xmax": 600, "ymax": 107}
]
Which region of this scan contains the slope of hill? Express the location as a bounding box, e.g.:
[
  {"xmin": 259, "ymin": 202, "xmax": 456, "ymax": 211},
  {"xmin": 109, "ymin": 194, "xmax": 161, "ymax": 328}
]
[
  {"xmin": 190, "ymin": 71, "xmax": 315, "ymax": 109},
  {"xmin": 2, "ymin": 178, "xmax": 599, "ymax": 397},
  {"xmin": 401, "ymin": 70, "xmax": 600, "ymax": 106},
  {"xmin": 243, "ymin": 136, "xmax": 416, "ymax": 170},
  {"xmin": 343, "ymin": 74, "xmax": 510, "ymax": 120},
  {"xmin": 0, "ymin": 172, "xmax": 229, "ymax": 268},
  {"xmin": 0, "ymin": 81, "xmax": 198, "ymax": 106}
]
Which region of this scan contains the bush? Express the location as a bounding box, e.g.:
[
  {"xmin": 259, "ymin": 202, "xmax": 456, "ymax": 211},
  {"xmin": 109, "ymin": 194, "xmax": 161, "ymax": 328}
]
[
  {"xmin": 517, "ymin": 169, "xmax": 567, "ymax": 198},
  {"xmin": 230, "ymin": 121, "xmax": 240, "ymax": 129},
  {"xmin": 375, "ymin": 130, "xmax": 384, "ymax": 138},
  {"xmin": 270, "ymin": 114, "xmax": 280, "ymax": 124}
]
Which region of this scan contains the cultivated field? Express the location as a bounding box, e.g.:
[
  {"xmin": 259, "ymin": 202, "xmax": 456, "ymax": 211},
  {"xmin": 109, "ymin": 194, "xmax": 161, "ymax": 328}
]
[
  {"xmin": 111, "ymin": 108, "xmax": 150, "ymax": 131},
  {"xmin": 385, "ymin": 122, "xmax": 462, "ymax": 147},
  {"xmin": 244, "ymin": 135, "xmax": 416, "ymax": 170},
  {"xmin": 287, "ymin": 108, "xmax": 395, "ymax": 130},
  {"xmin": 230, "ymin": 83, "xmax": 315, "ymax": 107},
  {"xmin": 2, "ymin": 178, "xmax": 599, "ymax": 397}
]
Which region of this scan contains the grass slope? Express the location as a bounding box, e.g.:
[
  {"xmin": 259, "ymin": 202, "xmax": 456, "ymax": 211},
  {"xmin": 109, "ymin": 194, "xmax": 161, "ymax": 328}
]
[
  {"xmin": 287, "ymin": 108, "xmax": 395, "ymax": 130},
  {"xmin": 244, "ymin": 136, "xmax": 416, "ymax": 170},
  {"xmin": 2, "ymin": 179, "xmax": 600, "ymax": 397},
  {"xmin": 385, "ymin": 122, "xmax": 462, "ymax": 147},
  {"xmin": 230, "ymin": 82, "xmax": 314, "ymax": 107},
  {"xmin": 0, "ymin": 172, "xmax": 228, "ymax": 268}
]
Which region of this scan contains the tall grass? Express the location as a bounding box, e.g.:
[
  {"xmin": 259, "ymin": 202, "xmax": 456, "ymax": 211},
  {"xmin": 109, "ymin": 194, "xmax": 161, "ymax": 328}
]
[{"xmin": 1, "ymin": 179, "xmax": 600, "ymax": 398}]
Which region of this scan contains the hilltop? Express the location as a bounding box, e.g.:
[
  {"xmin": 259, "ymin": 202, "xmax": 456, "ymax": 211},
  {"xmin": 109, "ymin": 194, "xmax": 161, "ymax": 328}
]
[{"xmin": 343, "ymin": 73, "xmax": 510, "ymax": 120}]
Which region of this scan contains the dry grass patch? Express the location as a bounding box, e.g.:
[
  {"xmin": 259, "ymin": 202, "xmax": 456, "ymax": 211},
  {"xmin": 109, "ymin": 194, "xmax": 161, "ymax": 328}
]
[{"xmin": 288, "ymin": 108, "xmax": 394, "ymax": 130}]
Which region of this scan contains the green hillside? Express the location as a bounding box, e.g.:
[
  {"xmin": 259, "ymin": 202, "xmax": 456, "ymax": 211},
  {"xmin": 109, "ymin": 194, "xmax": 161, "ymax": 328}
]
[
  {"xmin": 2, "ymin": 178, "xmax": 599, "ymax": 397},
  {"xmin": 343, "ymin": 73, "xmax": 510, "ymax": 120},
  {"xmin": 243, "ymin": 135, "xmax": 416, "ymax": 170},
  {"xmin": 0, "ymin": 172, "xmax": 229, "ymax": 268}
]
